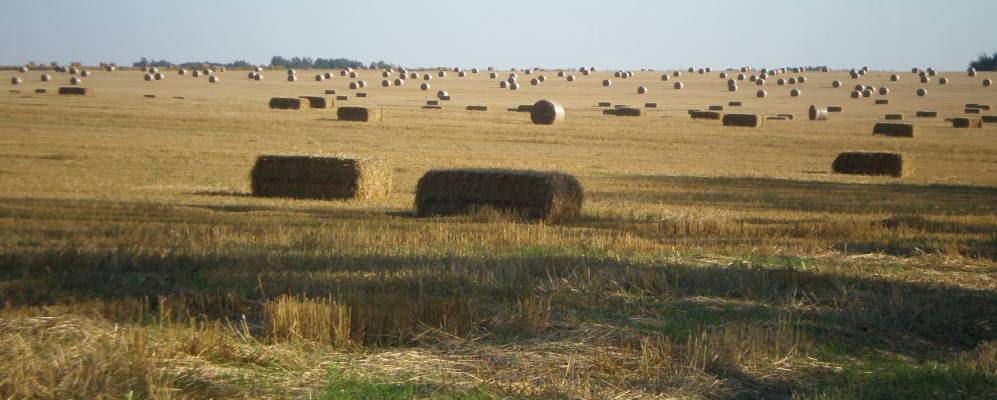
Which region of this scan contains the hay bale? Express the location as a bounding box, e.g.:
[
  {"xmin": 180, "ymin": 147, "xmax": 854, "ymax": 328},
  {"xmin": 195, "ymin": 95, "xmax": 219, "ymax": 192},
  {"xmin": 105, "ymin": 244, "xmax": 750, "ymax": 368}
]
[
  {"xmin": 438, "ymin": 71, "xmax": 447, "ymax": 78},
  {"xmin": 604, "ymin": 108, "xmax": 645, "ymax": 117},
  {"xmin": 34, "ymin": 88, "xmax": 46, "ymax": 94},
  {"xmin": 728, "ymin": 83, "xmax": 738, "ymax": 92},
  {"xmin": 756, "ymin": 78, "xmax": 765, "ymax": 86},
  {"xmin": 722, "ymin": 113, "xmax": 764, "ymax": 127},
  {"xmin": 336, "ymin": 95, "xmax": 348, "ymax": 100},
  {"xmin": 509, "ymin": 82, "xmax": 520, "ymax": 90},
  {"xmin": 885, "ymin": 114, "xmax": 903, "ymax": 120},
  {"xmin": 790, "ymin": 89, "xmax": 802, "ymax": 97},
  {"xmin": 708, "ymin": 105, "xmax": 724, "ymax": 111},
  {"xmin": 777, "ymin": 78, "xmax": 786, "ymax": 86},
  {"xmin": 939, "ymin": 77, "xmax": 949, "ymax": 85},
  {"xmin": 828, "ymin": 106, "xmax": 843, "ymax": 112},
  {"xmin": 299, "ymin": 96, "xmax": 332, "ymax": 108},
  {"xmin": 851, "ymin": 90, "xmax": 861, "ymax": 99},
  {"xmin": 952, "ymin": 118, "xmax": 983, "ymax": 128},
  {"xmin": 414, "ymin": 169, "xmax": 584, "ymax": 222},
  {"xmin": 602, "ymin": 79, "xmax": 612, "ymax": 87},
  {"xmin": 661, "ymin": 74, "xmax": 670, "ymax": 81},
  {"xmin": 349, "ymin": 81, "xmax": 360, "ymax": 89},
  {"xmin": 70, "ymin": 77, "xmax": 82, "ymax": 85},
  {"xmin": 143, "ymin": 94, "xmax": 156, "ymax": 98},
  {"xmin": 57, "ymin": 87, "xmax": 92, "ymax": 96},
  {"xmin": 40, "ymin": 74, "xmax": 51, "ymax": 82},
  {"xmin": 798, "ymin": 76, "xmax": 807, "ymax": 83},
  {"xmin": 286, "ymin": 75, "xmax": 298, "ymax": 82},
  {"xmin": 645, "ymin": 102, "xmax": 657, "ymax": 108},
  {"xmin": 566, "ymin": 75, "xmax": 575, "ymax": 82},
  {"xmin": 873, "ymin": 122, "xmax": 918, "ymax": 137},
  {"xmin": 337, "ymin": 106, "xmax": 382, "ymax": 122},
  {"xmin": 80, "ymin": 70, "xmax": 90, "ymax": 77},
  {"xmin": 729, "ymin": 101, "xmax": 742, "ymax": 107},
  {"xmin": 18, "ymin": 66, "xmax": 28, "ymax": 73},
  {"xmin": 250, "ymin": 155, "xmax": 391, "ymax": 200},
  {"xmin": 209, "ymin": 75, "xmax": 219, "ymax": 83},
  {"xmin": 530, "ymin": 78, "xmax": 540, "ymax": 86},
  {"xmin": 674, "ymin": 82, "xmax": 684, "ymax": 89},
  {"xmin": 757, "ymin": 89, "xmax": 767, "ymax": 98},
  {"xmin": 920, "ymin": 76, "xmax": 930, "ymax": 83},
  {"xmin": 690, "ymin": 110, "xmax": 722, "ymax": 120},
  {"xmin": 269, "ymin": 97, "xmax": 309, "ymax": 110},
  {"xmin": 423, "ymin": 105, "xmax": 443, "ymax": 110},
  {"xmin": 875, "ymin": 99, "xmax": 889, "ymax": 105},
  {"xmin": 968, "ymin": 67, "xmax": 977, "ymax": 77},
  {"xmin": 530, "ymin": 100, "xmax": 565, "ymax": 125},
  {"xmin": 394, "ymin": 78, "xmax": 405, "ymax": 86},
  {"xmin": 832, "ymin": 152, "xmax": 908, "ymax": 177},
  {"xmin": 891, "ymin": 74, "xmax": 900, "ymax": 82},
  {"xmin": 144, "ymin": 73, "xmax": 153, "ymax": 81},
  {"xmin": 673, "ymin": 71, "xmax": 682, "ymax": 77},
  {"xmin": 915, "ymin": 111, "xmax": 937, "ymax": 118},
  {"xmin": 637, "ymin": 86, "xmax": 648, "ymax": 94},
  {"xmin": 984, "ymin": 79, "xmax": 992, "ymax": 87},
  {"xmin": 809, "ymin": 105, "xmax": 828, "ymax": 121},
  {"xmin": 917, "ymin": 88, "xmax": 927, "ymax": 96},
  {"xmin": 254, "ymin": 73, "xmax": 263, "ymax": 81},
  {"xmin": 499, "ymin": 81, "xmax": 508, "ymax": 88},
  {"xmin": 597, "ymin": 102, "xmax": 612, "ymax": 107},
  {"xmin": 466, "ymin": 105, "xmax": 488, "ymax": 111},
  {"xmin": 10, "ymin": 77, "xmax": 22, "ymax": 85},
  {"xmin": 154, "ymin": 73, "xmax": 164, "ymax": 80},
  {"xmin": 981, "ymin": 115, "xmax": 997, "ymax": 123},
  {"xmin": 879, "ymin": 87, "xmax": 890, "ymax": 95}
]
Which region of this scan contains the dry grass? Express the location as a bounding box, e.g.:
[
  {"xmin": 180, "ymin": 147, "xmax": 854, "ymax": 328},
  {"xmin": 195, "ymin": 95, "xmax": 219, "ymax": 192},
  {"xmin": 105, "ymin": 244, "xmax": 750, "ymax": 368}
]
[{"xmin": 0, "ymin": 67, "xmax": 995, "ymax": 399}]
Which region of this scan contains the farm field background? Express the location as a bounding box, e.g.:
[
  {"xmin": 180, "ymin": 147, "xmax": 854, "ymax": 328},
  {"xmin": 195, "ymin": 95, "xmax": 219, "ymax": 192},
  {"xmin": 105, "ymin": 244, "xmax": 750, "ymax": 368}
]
[{"xmin": 1, "ymin": 66, "xmax": 996, "ymax": 399}]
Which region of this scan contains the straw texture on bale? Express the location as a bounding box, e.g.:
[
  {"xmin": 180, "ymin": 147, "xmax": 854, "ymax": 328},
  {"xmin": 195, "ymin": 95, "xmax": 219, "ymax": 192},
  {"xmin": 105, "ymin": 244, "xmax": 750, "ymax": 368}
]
[
  {"xmin": 604, "ymin": 108, "xmax": 645, "ymax": 117},
  {"xmin": 269, "ymin": 97, "xmax": 309, "ymax": 110},
  {"xmin": 873, "ymin": 122, "xmax": 918, "ymax": 138},
  {"xmin": 832, "ymin": 152, "xmax": 908, "ymax": 177},
  {"xmin": 414, "ymin": 169, "xmax": 584, "ymax": 222},
  {"xmin": 530, "ymin": 100, "xmax": 565, "ymax": 125},
  {"xmin": 337, "ymin": 106, "xmax": 382, "ymax": 122},
  {"xmin": 251, "ymin": 155, "xmax": 391, "ymax": 200},
  {"xmin": 722, "ymin": 113, "xmax": 764, "ymax": 127},
  {"xmin": 58, "ymin": 87, "xmax": 92, "ymax": 96},
  {"xmin": 952, "ymin": 118, "xmax": 983, "ymax": 128}
]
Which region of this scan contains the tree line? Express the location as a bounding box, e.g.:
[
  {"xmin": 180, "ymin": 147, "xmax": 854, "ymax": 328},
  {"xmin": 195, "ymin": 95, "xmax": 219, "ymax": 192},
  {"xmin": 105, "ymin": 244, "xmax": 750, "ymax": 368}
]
[{"xmin": 130, "ymin": 56, "xmax": 397, "ymax": 70}]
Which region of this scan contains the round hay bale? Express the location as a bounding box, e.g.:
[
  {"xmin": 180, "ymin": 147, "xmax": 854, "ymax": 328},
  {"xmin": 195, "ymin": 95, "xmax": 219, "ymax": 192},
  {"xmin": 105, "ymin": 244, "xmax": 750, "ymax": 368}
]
[
  {"xmin": 192, "ymin": 70, "xmax": 201, "ymax": 77},
  {"xmin": 777, "ymin": 78, "xmax": 786, "ymax": 86},
  {"xmin": 879, "ymin": 86, "xmax": 890, "ymax": 95},
  {"xmin": 750, "ymin": 75, "xmax": 758, "ymax": 82},
  {"xmin": 557, "ymin": 71, "xmax": 565, "ymax": 77},
  {"xmin": 737, "ymin": 74, "xmax": 746, "ymax": 81},
  {"xmin": 287, "ymin": 75, "xmax": 297, "ymax": 82},
  {"xmin": 706, "ymin": 67, "xmax": 713, "ymax": 73},
  {"xmin": 614, "ymin": 71, "xmax": 623, "ymax": 78},
  {"xmin": 499, "ymin": 80, "xmax": 508, "ymax": 88},
  {"xmin": 788, "ymin": 77, "xmax": 798, "ymax": 85},
  {"xmin": 756, "ymin": 89, "xmax": 767, "ymax": 98},
  {"xmin": 254, "ymin": 73, "xmax": 263, "ymax": 81},
  {"xmin": 832, "ymin": 80, "xmax": 842, "ymax": 88},
  {"xmin": 509, "ymin": 82, "xmax": 520, "ymax": 90},
  {"xmin": 179, "ymin": 68, "xmax": 187, "ymax": 75},
  {"xmin": 728, "ymin": 83, "xmax": 738, "ymax": 92},
  {"xmin": 917, "ymin": 88, "xmax": 927, "ymax": 96},
  {"xmin": 530, "ymin": 99, "xmax": 565, "ymax": 125},
  {"xmin": 255, "ymin": 66, "xmax": 263, "ymax": 72},
  {"xmin": 920, "ymin": 76, "xmax": 930, "ymax": 83},
  {"xmin": 11, "ymin": 77, "xmax": 22, "ymax": 85},
  {"xmin": 862, "ymin": 89, "xmax": 873, "ymax": 97},
  {"xmin": 40, "ymin": 74, "xmax": 51, "ymax": 82},
  {"xmin": 382, "ymin": 71, "xmax": 390, "ymax": 78},
  {"xmin": 530, "ymin": 78, "xmax": 539, "ymax": 86},
  {"xmin": 582, "ymin": 69, "xmax": 590, "ymax": 76},
  {"xmin": 381, "ymin": 79, "xmax": 390, "ymax": 87},
  {"xmin": 688, "ymin": 67, "xmax": 695, "ymax": 73},
  {"xmin": 927, "ymin": 68, "xmax": 937, "ymax": 76},
  {"xmin": 325, "ymin": 72, "xmax": 333, "ymax": 79},
  {"xmin": 394, "ymin": 78, "xmax": 404, "ymax": 86},
  {"xmin": 790, "ymin": 88, "xmax": 802, "ymax": 97},
  {"xmin": 637, "ymin": 86, "xmax": 648, "ymax": 94},
  {"xmin": 18, "ymin": 66, "xmax": 28, "ymax": 73},
  {"xmin": 890, "ymin": 74, "xmax": 900, "ymax": 82},
  {"xmin": 247, "ymin": 71, "xmax": 256, "ymax": 79},
  {"xmin": 760, "ymin": 72, "xmax": 768, "ymax": 79},
  {"xmin": 472, "ymin": 68, "xmax": 479, "ymax": 73},
  {"xmin": 697, "ymin": 68, "xmax": 705, "ymax": 74},
  {"xmin": 798, "ymin": 76, "xmax": 807, "ymax": 83},
  {"xmin": 458, "ymin": 71, "xmax": 466, "ymax": 77},
  {"xmin": 538, "ymin": 75, "xmax": 546, "ymax": 82},
  {"xmin": 150, "ymin": 67, "xmax": 159, "ymax": 74},
  {"xmin": 438, "ymin": 71, "xmax": 447, "ymax": 78},
  {"xmin": 911, "ymin": 67, "xmax": 919, "ymax": 73},
  {"xmin": 756, "ymin": 78, "xmax": 765, "ymax": 86},
  {"xmin": 720, "ymin": 72, "xmax": 728, "ymax": 79},
  {"xmin": 984, "ymin": 79, "xmax": 993, "ymax": 87},
  {"xmin": 420, "ymin": 82, "xmax": 430, "ymax": 91},
  {"xmin": 661, "ymin": 74, "xmax": 670, "ymax": 81},
  {"xmin": 144, "ymin": 73, "xmax": 153, "ymax": 81},
  {"xmin": 967, "ymin": 67, "xmax": 977, "ymax": 77},
  {"xmin": 809, "ymin": 105, "xmax": 828, "ymax": 121},
  {"xmin": 849, "ymin": 70, "xmax": 859, "ymax": 79},
  {"xmin": 68, "ymin": 67, "xmax": 79, "ymax": 75},
  {"xmin": 673, "ymin": 71, "xmax": 682, "ymax": 77},
  {"xmin": 489, "ymin": 72, "xmax": 498, "ymax": 79},
  {"xmin": 602, "ymin": 79, "xmax": 612, "ymax": 87},
  {"xmin": 350, "ymin": 81, "xmax": 360, "ymax": 89},
  {"xmin": 287, "ymin": 69, "xmax": 296, "ymax": 76},
  {"xmin": 727, "ymin": 79, "xmax": 736, "ymax": 86},
  {"xmin": 436, "ymin": 90, "xmax": 449, "ymax": 98},
  {"xmin": 851, "ymin": 90, "xmax": 861, "ymax": 99},
  {"xmin": 358, "ymin": 80, "xmax": 367, "ymax": 88},
  {"xmin": 410, "ymin": 72, "xmax": 418, "ymax": 79},
  {"xmin": 70, "ymin": 77, "xmax": 81, "ymax": 85},
  {"xmin": 340, "ymin": 69, "xmax": 348, "ymax": 77},
  {"xmin": 315, "ymin": 74, "xmax": 324, "ymax": 81},
  {"xmin": 423, "ymin": 73, "xmax": 432, "ymax": 81},
  {"xmin": 674, "ymin": 82, "xmax": 684, "ymax": 90},
  {"xmin": 209, "ymin": 75, "xmax": 219, "ymax": 83},
  {"xmin": 349, "ymin": 71, "xmax": 358, "ymax": 79},
  {"xmin": 741, "ymin": 66, "xmax": 749, "ymax": 72},
  {"xmin": 938, "ymin": 77, "xmax": 948, "ymax": 85},
  {"xmin": 854, "ymin": 84, "xmax": 865, "ymax": 91}
]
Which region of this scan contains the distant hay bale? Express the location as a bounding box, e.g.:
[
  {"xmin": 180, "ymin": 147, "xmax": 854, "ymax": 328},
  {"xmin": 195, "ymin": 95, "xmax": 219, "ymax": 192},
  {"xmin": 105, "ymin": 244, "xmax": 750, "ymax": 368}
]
[
  {"xmin": 254, "ymin": 73, "xmax": 263, "ymax": 81},
  {"xmin": 466, "ymin": 105, "xmax": 488, "ymax": 111},
  {"xmin": 250, "ymin": 155, "xmax": 391, "ymax": 200},
  {"xmin": 982, "ymin": 115, "xmax": 997, "ymax": 123},
  {"xmin": 315, "ymin": 74, "xmax": 325, "ymax": 81},
  {"xmin": 728, "ymin": 83, "xmax": 738, "ymax": 92},
  {"xmin": 602, "ymin": 79, "xmax": 612, "ymax": 87},
  {"xmin": 566, "ymin": 75, "xmax": 575, "ymax": 81},
  {"xmin": 458, "ymin": 71, "xmax": 466, "ymax": 77},
  {"xmin": 885, "ymin": 114, "xmax": 903, "ymax": 120},
  {"xmin": 832, "ymin": 80, "xmax": 842, "ymax": 88},
  {"xmin": 873, "ymin": 122, "xmax": 918, "ymax": 137},
  {"xmin": 436, "ymin": 90, "xmax": 449, "ymax": 99},
  {"xmin": 968, "ymin": 67, "xmax": 977, "ymax": 77},
  {"xmin": 18, "ymin": 66, "xmax": 28, "ymax": 73},
  {"xmin": 756, "ymin": 79, "xmax": 765, "ymax": 86},
  {"xmin": 637, "ymin": 86, "xmax": 648, "ymax": 94},
  {"xmin": 530, "ymin": 78, "xmax": 540, "ymax": 85},
  {"xmin": 862, "ymin": 89, "xmax": 873, "ymax": 98},
  {"xmin": 851, "ymin": 90, "xmax": 861, "ymax": 99},
  {"xmin": 80, "ymin": 70, "xmax": 90, "ymax": 77},
  {"xmin": 756, "ymin": 89, "xmax": 767, "ymax": 98},
  {"xmin": 722, "ymin": 113, "xmax": 764, "ymax": 127},
  {"xmin": 499, "ymin": 81, "xmax": 508, "ymax": 88},
  {"xmin": 248, "ymin": 71, "xmax": 256, "ymax": 79},
  {"xmin": 916, "ymin": 88, "xmax": 927, "ymax": 97},
  {"xmin": 489, "ymin": 72, "xmax": 498, "ymax": 79},
  {"xmin": 423, "ymin": 105, "xmax": 443, "ymax": 110},
  {"xmin": 394, "ymin": 78, "xmax": 405, "ymax": 86},
  {"xmin": 58, "ymin": 87, "xmax": 92, "ymax": 96},
  {"xmin": 349, "ymin": 71, "xmax": 358, "ymax": 79},
  {"xmin": 604, "ymin": 107, "xmax": 645, "ymax": 117},
  {"xmin": 984, "ymin": 79, "xmax": 992, "ymax": 87},
  {"xmin": 737, "ymin": 74, "xmax": 746, "ymax": 80},
  {"xmin": 777, "ymin": 78, "xmax": 786, "ymax": 86},
  {"xmin": 720, "ymin": 72, "xmax": 728, "ymax": 79},
  {"xmin": 729, "ymin": 101, "xmax": 742, "ymax": 107},
  {"xmin": 41, "ymin": 74, "xmax": 51, "ymax": 82},
  {"xmin": 828, "ymin": 106, "xmax": 843, "ymax": 112},
  {"xmin": 708, "ymin": 105, "xmax": 724, "ymax": 111},
  {"xmin": 299, "ymin": 96, "xmax": 332, "ymax": 108},
  {"xmin": 438, "ymin": 71, "xmax": 447, "ymax": 78},
  {"xmin": 144, "ymin": 73, "xmax": 153, "ymax": 81},
  {"xmin": 673, "ymin": 82, "xmax": 684, "ymax": 89},
  {"xmin": 423, "ymin": 73, "xmax": 432, "ymax": 80},
  {"xmin": 10, "ymin": 77, "xmax": 22, "ymax": 85},
  {"xmin": 690, "ymin": 110, "xmax": 722, "ymax": 120},
  {"xmin": 879, "ymin": 87, "xmax": 890, "ymax": 95},
  {"xmin": 927, "ymin": 68, "xmax": 937, "ymax": 76},
  {"xmin": 209, "ymin": 75, "xmax": 219, "ymax": 83},
  {"xmin": 809, "ymin": 105, "xmax": 828, "ymax": 121},
  {"xmin": 597, "ymin": 101, "xmax": 612, "ymax": 107},
  {"xmin": 952, "ymin": 118, "xmax": 983, "ymax": 128},
  {"xmin": 381, "ymin": 79, "xmax": 390, "ymax": 87},
  {"xmin": 790, "ymin": 89, "xmax": 802, "ymax": 97},
  {"xmin": 34, "ymin": 88, "xmax": 46, "ymax": 94},
  {"xmin": 891, "ymin": 74, "xmax": 900, "ymax": 82},
  {"xmin": 787, "ymin": 77, "xmax": 797, "ymax": 85},
  {"xmin": 530, "ymin": 100, "xmax": 565, "ymax": 125},
  {"xmin": 287, "ymin": 75, "xmax": 298, "ymax": 82},
  {"xmin": 875, "ymin": 99, "xmax": 890, "ymax": 105},
  {"xmin": 673, "ymin": 71, "xmax": 682, "ymax": 77},
  {"xmin": 154, "ymin": 72, "xmax": 164, "ymax": 80},
  {"xmin": 645, "ymin": 102, "xmax": 657, "ymax": 108},
  {"xmin": 538, "ymin": 75, "xmax": 546, "ymax": 82},
  {"xmin": 70, "ymin": 77, "xmax": 82, "ymax": 85},
  {"xmin": 358, "ymin": 80, "xmax": 367, "ymax": 88},
  {"xmin": 798, "ymin": 76, "xmax": 807, "ymax": 83},
  {"xmin": 337, "ymin": 106, "xmax": 382, "ymax": 122},
  {"xmin": 417, "ymin": 82, "xmax": 431, "ymax": 91},
  {"xmin": 832, "ymin": 152, "xmax": 908, "ymax": 177},
  {"xmin": 938, "ymin": 77, "xmax": 949, "ymax": 85},
  {"xmin": 336, "ymin": 95, "xmax": 348, "ymax": 101},
  {"xmin": 415, "ymin": 169, "xmax": 583, "ymax": 222},
  {"xmin": 324, "ymin": 72, "xmax": 333, "ymax": 79},
  {"xmin": 269, "ymin": 97, "xmax": 309, "ymax": 110},
  {"xmin": 915, "ymin": 111, "xmax": 937, "ymax": 118},
  {"xmin": 750, "ymin": 75, "xmax": 758, "ymax": 82},
  {"xmin": 920, "ymin": 76, "xmax": 930, "ymax": 83}
]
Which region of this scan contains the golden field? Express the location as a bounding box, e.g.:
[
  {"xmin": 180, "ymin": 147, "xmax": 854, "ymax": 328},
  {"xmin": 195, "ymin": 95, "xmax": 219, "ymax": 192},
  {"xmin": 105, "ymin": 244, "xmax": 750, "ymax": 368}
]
[{"xmin": 0, "ymin": 65, "xmax": 995, "ymax": 399}]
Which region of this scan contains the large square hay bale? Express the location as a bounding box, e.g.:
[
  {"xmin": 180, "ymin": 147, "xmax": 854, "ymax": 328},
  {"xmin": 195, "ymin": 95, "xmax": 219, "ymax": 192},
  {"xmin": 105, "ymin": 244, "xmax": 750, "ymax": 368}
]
[
  {"xmin": 269, "ymin": 97, "xmax": 309, "ymax": 110},
  {"xmin": 57, "ymin": 87, "xmax": 93, "ymax": 96},
  {"xmin": 415, "ymin": 169, "xmax": 583, "ymax": 222},
  {"xmin": 873, "ymin": 122, "xmax": 918, "ymax": 137},
  {"xmin": 722, "ymin": 113, "xmax": 764, "ymax": 127},
  {"xmin": 250, "ymin": 155, "xmax": 391, "ymax": 200},
  {"xmin": 982, "ymin": 115, "xmax": 997, "ymax": 123},
  {"xmin": 466, "ymin": 105, "xmax": 488, "ymax": 111},
  {"xmin": 952, "ymin": 118, "xmax": 982, "ymax": 128},
  {"xmin": 337, "ymin": 106, "xmax": 382, "ymax": 122},
  {"xmin": 604, "ymin": 108, "xmax": 645, "ymax": 117},
  {"xmin": 299, "ymin": 96, "xmax": 332, "ymax": 108},
  {"xmin": 915, "ymin": 111, "xmax": 937, "ymax": 118},
  {"xmin": 832, "ymin": 152, "xmax": 908, "ymax": 177},
  {"xmin": 689, "ymin": 110, "xmax": 722, "ymax": 120}
]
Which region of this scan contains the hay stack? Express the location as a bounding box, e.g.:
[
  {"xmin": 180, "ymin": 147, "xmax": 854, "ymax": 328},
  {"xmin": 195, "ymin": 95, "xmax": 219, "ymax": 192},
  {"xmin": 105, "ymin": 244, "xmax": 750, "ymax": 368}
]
[
  {"xmin": 530, "ymin": 100, "xmax": 565, "ymax": 125},
  {"xmin": 179, "ymin": 68, "xmax": 187, "ymax": 75},
  {"xmin": 414, "ymin": 169, "xmax": 583, "ymax": 222},
  {"xmin": 251, "ymin": 155, "xmax": 391, "ymax": 200},
  {"xmin": 209, "ymin": 75, "xmax": 219, "ymax": 83},
  {"xmin": 674, "ymin": 82, "xmax": 684, "ymax": 90},
  {"xmin": 144, "ymin": 73, "xmax": 153, "ymax": 81},
  {"xmin": 637, "ymin": 86, "xmax": 648, "ymax": 94},
  {"xmin": 338, "ymin": 106, "xmax": 382, "ymax": 122},
  {"xmin": 154, "ymin": 72, "xmax": 164, "ymax": 80},
  {"xmin": 916, "ymin": 88, "xmax": 927, "ymax": 97},
  {"xmin": 722, "ymin": 113, "xmax": 764, "ymax": 127},
  {"xmin": 324, "ymin": 72, "xmax": 334, "ymax": 80},
  {"xmin": 70, "ymin": 77, "xmax": 81, "ymax": 85},
  {"xmin": 790, "ymin": 89, "xmax": 802, "ymax": 97},
  {"xmin": 299, "ymin": 96, "xmax": 332, "ymax": 108},
  {"xmin": 832, "ymin": 152, "xmax": 908, "ymax": 177},
  {"xmin": 920, "ymin": 76, "xmax": 930, "ymax": 83},
  {"xmin": 58, "ymin": 87, "xmax": 92, "ymax": 96},
  {"xmin": 269, "ymin": 97, "xmax": 309, "ymax": 110},
  {"xmin": 952, "ymin": 118, "xmax": 983, "ymax": 128},
  {"xmin": 602, "ymin": 79, "xmax": 612, "ymax": 87},
  {"xmin": 873, "ymin": 122, "xmax": 918, "ymax": 137},
  {"xmin": 809, "ymin": 105, "xmax": 828, "ymax": 121}
]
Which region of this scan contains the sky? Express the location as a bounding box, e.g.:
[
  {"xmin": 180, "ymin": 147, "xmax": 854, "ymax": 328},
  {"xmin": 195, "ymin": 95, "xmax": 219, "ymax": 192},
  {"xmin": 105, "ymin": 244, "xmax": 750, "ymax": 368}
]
[{"xmin": 1, "ymin": 0, "xmax": 995, "ymax": 71}]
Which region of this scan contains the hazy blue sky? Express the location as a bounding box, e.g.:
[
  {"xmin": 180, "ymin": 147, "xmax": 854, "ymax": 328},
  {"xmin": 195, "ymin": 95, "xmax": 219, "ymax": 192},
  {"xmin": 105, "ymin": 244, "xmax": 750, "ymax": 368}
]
[{"xmin": 2, "ymin": 0, "xmax": 995, "ymax": 70}]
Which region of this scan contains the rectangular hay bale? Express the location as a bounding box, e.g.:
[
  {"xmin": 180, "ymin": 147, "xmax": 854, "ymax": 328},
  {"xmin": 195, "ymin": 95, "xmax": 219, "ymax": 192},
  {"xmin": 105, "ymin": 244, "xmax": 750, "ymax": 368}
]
[
  {"xmin": 299, "ymin": 96, "xmax": 332, "ymax": 108},
  {"xmin": 965, "ymin": 108, "xmax": 980, "ymax": 114},
  {"xmin": 832, "ymin": 152, "xmax": 908, "ymax": 177},
  {"xmin": 827, "ymin": 106, "xmax": 843, "ymax": 112},
  {"xmin": 690, "ymin": 110, "xmax": 722, "ymax": 120},
  {"xmin": 708, "ymin": 105, "xmax": 724, "ymax": 111},
  {"xmin": 873, "ymin": 122, "xmax": 918, "ymax": 137},
  {"xmin": 415, "ymin": 169, "xmax": 583, "ymax": 222},
  {"xmin": 952, "ymin": 118, "xmax": 983, "ymax": 128},
  {"xmin": 875, "ymin": 99, "xmax": 890, "ymax": 105},
  {"xmin": 356, "ymin": 92, "xmax": 368, "ymax": 98},
  {"xmin": 644, "ymin": 102, "xmax": 657, "ymax": 108},
  {"xmin": 250, "ymin": 154, "xmax": 392, "ymax": 200},
  {"xmin": 269, "ymin": 97, "xmax": 309, "ymax": 110},
  {"xmin": 57, "ymin": 87, "xmax": 93, "ymax": 96},
  {"xmin": 915, "ymin": 111, "xmax": 937, "ymax": 118},
  {"xmin": 336, "ymin": 95, "xmax": 348, "ymax": 101},
  {"xmin": 597, "ymin": 102, "xmax": 612, "ymax": 107},
  {"xmin": 604, "ymin": 108, "xmax": 645, "ymax": 117},
  {"xmin": 728, "ymin": 101, "xmax": 742, "ymax": 107},
  {"xmin": 982, "ymin": 115, "xmax": 997, "ymax": 123},
  {"xmin": 722, "ymin": 113, "xmax": 764, "ymax": 127},
  {"xmin": 465, "ymin": 105, "xmax": 488, "ymax": 111},
  {"xmin": 884, "ymin": 114, "xmax": 904, "ymax": 121},
  {"xmin": 337, "ymin": 106, "xmax": 382, "ymax": 122}
]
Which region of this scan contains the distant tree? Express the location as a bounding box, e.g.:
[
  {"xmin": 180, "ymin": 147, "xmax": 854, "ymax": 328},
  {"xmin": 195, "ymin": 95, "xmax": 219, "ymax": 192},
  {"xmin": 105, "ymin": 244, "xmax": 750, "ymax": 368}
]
[
  {"xmin": 970, "ymin": 52, "xmax": 997, "ymax": 71},
  {"xmin": 268, "ymin": 55, "xmax": 395, "ymax": 70},
  {"xmin": 132, "ymin": 57, "xmax": 172, "ymax": 68}
]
